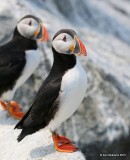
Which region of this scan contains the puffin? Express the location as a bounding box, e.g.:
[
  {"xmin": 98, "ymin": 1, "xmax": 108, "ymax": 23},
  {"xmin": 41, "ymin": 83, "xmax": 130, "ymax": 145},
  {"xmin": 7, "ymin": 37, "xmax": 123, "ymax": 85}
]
[
  {"xmin": 0, "ymin": 15, "xmax": 48, "ymax": 120},
  {"xmin": 15, "ymin": 29, "xmax": 87, "ymax": 153}
]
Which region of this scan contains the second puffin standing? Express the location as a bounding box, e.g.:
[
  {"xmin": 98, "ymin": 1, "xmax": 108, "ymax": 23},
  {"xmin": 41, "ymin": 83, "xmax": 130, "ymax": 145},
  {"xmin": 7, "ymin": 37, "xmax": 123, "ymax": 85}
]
[
  {"xmin": 0, "ymin": 15, "xmax": 48, "ymax": 119},
  {"xmin": 15, "ymin": 29, "xmax": 87, "ymax": 153}
]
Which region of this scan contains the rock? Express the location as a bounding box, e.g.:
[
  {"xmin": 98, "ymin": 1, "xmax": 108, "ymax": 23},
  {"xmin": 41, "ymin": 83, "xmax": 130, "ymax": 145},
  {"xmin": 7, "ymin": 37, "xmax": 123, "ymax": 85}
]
[{"xmin": 0, "ymin": 107, "xmax": 85, "ymax": 160}]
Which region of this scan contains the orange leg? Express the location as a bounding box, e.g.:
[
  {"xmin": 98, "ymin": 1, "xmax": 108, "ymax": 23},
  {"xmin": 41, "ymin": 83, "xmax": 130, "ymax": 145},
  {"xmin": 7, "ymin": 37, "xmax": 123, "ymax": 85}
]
[
  {"xmin": 0, "ymin": 100, "xmax": 7, "ymax": 110},
  {"xmin": 7, "ymin": 101, "xmax": 25, "ymax": 120},
  {"xmin": 52, "ymin": 132, "xmax": 78, "ymax": 153}
]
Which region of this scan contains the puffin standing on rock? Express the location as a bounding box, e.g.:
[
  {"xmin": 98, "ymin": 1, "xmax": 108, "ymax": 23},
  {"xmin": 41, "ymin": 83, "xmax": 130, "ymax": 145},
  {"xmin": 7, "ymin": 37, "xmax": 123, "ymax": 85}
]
[
  {"xmin": 15, "ymin": 29, "xmax": 87, "ymax": 153},
  {"xmin": 0, "ymin": 15, "xmax": 48, "ymax": 119}
]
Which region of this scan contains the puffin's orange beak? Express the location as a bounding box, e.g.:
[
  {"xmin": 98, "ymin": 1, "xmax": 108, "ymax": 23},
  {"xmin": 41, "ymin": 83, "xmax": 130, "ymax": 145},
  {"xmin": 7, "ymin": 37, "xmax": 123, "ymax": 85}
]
[
  {"xmin": 75, "ymin": 36, "xmax": 87, "ymax": 56},
  {"xmin": 39, "ymin": 24, "xmax": 49, "ymax": 41}
]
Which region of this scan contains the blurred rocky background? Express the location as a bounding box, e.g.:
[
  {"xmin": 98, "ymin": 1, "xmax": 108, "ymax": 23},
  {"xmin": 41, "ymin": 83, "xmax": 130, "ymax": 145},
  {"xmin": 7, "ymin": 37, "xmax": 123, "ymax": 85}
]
[{"xmin": 0, "ymin": 0, "xmax": 130, "ymax": 159}]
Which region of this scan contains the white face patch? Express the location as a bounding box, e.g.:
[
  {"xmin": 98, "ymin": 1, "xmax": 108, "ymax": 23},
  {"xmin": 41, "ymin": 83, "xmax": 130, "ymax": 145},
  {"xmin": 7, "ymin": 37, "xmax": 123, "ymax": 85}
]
[
  {"xmin": 52, "ymin": 33, "xmax": 74, "ymax": 54},
  {"xmin": 17, "ymin": 18, "xmax": 40, "ymax": 39}
]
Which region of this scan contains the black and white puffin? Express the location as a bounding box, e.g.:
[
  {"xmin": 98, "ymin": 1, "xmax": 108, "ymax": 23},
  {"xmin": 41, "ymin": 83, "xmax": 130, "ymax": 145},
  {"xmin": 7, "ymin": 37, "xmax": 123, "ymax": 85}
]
[
  {"xmin": 0, "ymin": 15, "xmax": 48, "ymax": 120},
  {"xmin": 15, "ymin": 29, "xmax": 87, "ymax": 153}
]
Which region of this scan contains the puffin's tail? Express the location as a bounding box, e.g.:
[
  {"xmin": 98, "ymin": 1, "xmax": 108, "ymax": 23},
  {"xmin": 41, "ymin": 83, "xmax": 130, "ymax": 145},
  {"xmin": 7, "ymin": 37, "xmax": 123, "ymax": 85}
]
[
  {"xmin": 17, "ymin": 126, "xmax": 34, "ymax": 142},
  {"xmin": 17, "ymin": 127, "xmax": 35, "ymax": 142},
  {"xmin": 17, "ymin": 125, "xmax": 44, "ymax": 142},
  {"xmin": 17, "ymin": 129, "xmax": 27, "ymax": 142}
]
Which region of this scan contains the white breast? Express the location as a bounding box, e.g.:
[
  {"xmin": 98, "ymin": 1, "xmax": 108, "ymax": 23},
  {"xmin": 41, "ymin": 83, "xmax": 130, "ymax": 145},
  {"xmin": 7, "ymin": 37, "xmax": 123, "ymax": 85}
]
[
  {"xmin": 49, "ymin": 59, "xmax": 87, "ymax": 131},
  {"xmin": 1, "ymin": 50, "xmax": 41, "ymax": 101}
]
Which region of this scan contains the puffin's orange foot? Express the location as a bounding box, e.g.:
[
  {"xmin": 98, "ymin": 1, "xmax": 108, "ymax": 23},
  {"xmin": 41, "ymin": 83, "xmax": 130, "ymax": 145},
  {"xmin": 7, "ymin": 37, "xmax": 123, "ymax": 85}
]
[
  {"xmin": 57, "ymin": 134, "xmax": 71, "ymax": 144},
  {"xmin": 56, "ymin": 143, "xmax": 78, "ymax": 153},
  {"xmin": 0, "ymin": 100, "xmax": 7, "ymax": 110},
  {"xmin": 52, "ymin": 133, "xmax": 78, "ymax": 153},
  {"xmin": 7, "ymin": 101, "xmax": 25, "ymax": 120}
]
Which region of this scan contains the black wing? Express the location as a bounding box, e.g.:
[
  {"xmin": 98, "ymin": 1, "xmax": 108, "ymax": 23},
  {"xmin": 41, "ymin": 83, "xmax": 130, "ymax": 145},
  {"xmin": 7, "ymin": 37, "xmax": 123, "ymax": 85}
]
[
  {"xmin": 0, "ymin": 42, "xmax": 26, "ymax": 95},
  {"xmin": 0, "ymin": 59, "xmax": 26, "ymax": 85},
  {"xmin": 15, "ymin": 75, "xmax": 62, "ymax": 142}
]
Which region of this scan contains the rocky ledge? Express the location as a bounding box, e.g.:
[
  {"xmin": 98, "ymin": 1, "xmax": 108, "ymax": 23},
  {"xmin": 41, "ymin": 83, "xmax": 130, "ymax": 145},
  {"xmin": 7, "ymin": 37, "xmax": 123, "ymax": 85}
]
[{"xmin": 0, "ymin": 108, "xmax": 85, "ymax": 160}]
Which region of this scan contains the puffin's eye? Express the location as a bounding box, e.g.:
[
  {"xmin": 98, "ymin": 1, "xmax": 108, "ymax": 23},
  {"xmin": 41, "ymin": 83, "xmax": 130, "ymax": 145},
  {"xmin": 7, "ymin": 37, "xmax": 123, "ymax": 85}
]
[
  {"xmin": 29, "ymin": 21, "xmax": 32, "ymax": 26},
  {"xmin": 63, "ymin": 35, "xmax": 67, "ymax": 42}
]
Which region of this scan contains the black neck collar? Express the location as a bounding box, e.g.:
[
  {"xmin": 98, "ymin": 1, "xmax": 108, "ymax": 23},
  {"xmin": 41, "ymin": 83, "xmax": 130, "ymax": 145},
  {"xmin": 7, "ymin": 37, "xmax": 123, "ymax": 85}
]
[
  {"xmin": 51, "ymin": 47, "xmax": 76, "ymax": 74},
  {"xmin": 12, "ymin": 28, "xmax": 37, "ymax": 50}
]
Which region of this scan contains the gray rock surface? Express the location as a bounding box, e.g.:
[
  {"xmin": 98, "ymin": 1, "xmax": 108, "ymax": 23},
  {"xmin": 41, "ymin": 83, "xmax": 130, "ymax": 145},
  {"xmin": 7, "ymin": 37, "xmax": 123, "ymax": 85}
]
[
  {"xmin": 0, "ymin": 108, "xmax": 85, "ymax": 160},
  {"xmin": 0, "ymin": 65, "xmax": 85, "ymax": 160},
  {"xmin": 0, "ymin": 0, "xmax": 130, "ymax": 160}
]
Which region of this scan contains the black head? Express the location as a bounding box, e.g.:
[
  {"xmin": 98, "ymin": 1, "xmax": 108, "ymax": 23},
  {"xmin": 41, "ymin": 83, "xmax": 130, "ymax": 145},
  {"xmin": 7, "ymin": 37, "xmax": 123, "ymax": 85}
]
[
  {"xmin": 52, "ymin": 29, "xmax": 87, "ymax": 56},
  {"xmin": 14, "ymin": 15, "xmax": 48, "ymax": 41}
]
